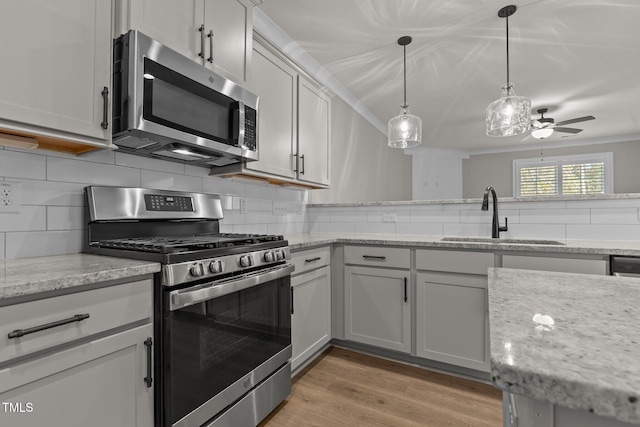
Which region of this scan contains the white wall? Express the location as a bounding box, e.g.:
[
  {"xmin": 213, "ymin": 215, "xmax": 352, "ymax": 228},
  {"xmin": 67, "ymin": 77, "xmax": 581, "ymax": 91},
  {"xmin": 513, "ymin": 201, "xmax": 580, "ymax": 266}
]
[
  {"xmin": 0, "ymin": 147, "xmax": 307, "ymax": 260},
  {"xmin": 410, "ymin": 148, "xmax": 467, "ymax": 200}
]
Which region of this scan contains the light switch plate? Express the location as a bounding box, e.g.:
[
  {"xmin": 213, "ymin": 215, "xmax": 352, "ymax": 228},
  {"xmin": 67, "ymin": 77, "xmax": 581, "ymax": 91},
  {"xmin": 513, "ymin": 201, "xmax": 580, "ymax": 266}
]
[
  {"xmin": 273, "ymin": 201, "xmax": 288, "ymax": 215},
  {"xmin": 382, "ymin": 212, "xmax": 397, "ymax": 223},
  {"xmin": 0, "ymin": 181, "xmax": 21, "ymax": 213}
]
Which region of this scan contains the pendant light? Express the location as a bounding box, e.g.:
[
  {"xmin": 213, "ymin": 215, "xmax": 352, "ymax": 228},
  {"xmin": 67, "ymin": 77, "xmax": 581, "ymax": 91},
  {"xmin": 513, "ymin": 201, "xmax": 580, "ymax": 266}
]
[
  {"xmin": 388, "ymin": 36, "xmax": 422, "ymax": 148},
  {"xmin": 486, "ymin": 5, "xmax": 531, "ymax": 137}
]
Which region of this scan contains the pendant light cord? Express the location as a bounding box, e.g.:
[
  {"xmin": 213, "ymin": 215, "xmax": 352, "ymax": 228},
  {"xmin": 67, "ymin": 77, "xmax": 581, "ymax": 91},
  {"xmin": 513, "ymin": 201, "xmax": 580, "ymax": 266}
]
[
  {"xmin": 403, "ymin": 43, "xmax": 407, "ymax": 108},
  {"xmin": 505, "ymin": 12, "xmax": 510, "ymax": 86}
]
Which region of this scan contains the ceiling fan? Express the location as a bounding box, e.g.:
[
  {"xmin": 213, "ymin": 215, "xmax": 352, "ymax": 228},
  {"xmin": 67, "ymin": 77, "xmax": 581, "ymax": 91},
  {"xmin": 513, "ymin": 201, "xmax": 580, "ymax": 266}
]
[{"xmin": 525, "ymin": 108, "xmax": 596, "ymax": 140}]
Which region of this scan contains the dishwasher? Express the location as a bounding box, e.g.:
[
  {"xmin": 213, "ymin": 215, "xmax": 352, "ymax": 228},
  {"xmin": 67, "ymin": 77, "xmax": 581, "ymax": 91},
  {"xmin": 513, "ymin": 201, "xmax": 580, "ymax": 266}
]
[{"xmin": 610, "ymin": 256, "xmax": 640, "ymax": 277}]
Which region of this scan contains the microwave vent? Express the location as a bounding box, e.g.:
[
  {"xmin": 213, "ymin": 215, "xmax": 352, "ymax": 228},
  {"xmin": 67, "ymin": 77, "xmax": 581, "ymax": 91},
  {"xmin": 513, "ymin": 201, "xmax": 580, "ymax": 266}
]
[{"xmin": 114, "ymin": 135, "xmax": 158, "ymax": 150}]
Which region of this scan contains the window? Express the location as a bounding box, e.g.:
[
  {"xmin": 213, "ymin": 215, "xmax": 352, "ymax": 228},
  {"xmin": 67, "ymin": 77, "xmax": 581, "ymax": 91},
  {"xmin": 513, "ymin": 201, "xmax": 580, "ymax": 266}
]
[{"xmin": 513, "ymin": 153, "xmax": 613, "ymax": 197}]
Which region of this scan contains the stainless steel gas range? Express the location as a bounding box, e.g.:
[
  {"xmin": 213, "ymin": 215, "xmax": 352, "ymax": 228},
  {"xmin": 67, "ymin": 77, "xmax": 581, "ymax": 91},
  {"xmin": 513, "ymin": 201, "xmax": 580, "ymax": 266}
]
[{"xmin": 84, "ymin": 186, "xmax": 292, "ymax": 427}]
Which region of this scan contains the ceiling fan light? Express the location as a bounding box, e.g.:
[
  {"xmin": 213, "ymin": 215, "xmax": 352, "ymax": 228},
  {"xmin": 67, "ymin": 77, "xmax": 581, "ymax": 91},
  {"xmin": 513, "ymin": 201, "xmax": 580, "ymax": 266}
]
[
  {"xmin": 486, "ymin": 84, "xmax": 531, "ymax": 137},
  {"xmin": 388, "ymin": 106, "xmax": 422, "ymax": 148},
  {"xmin": 531, "ymin": 127, "xmax": 554, "ymax": 139}
]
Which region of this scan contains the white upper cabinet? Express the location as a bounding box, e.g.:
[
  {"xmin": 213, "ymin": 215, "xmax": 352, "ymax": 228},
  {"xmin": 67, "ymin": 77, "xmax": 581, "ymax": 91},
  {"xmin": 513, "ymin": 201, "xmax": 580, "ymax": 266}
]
[
  {"xmin": 296, "ymin": 76, "xmax": 330, "ymax": 187},
  {"xmin": 0, "ymin": 0, "xmax": 114, "ymax": 152},
  {"xmin": 118, "ymin": 0, "xmax": 253, "ymax": 85}
]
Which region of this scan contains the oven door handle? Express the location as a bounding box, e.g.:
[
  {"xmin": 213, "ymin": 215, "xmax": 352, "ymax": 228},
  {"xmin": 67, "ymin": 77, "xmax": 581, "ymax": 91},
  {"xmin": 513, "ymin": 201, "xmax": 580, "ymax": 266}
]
[{"xmin": 169, "ymin": 263, "xmax": 294, "ymax": 311}]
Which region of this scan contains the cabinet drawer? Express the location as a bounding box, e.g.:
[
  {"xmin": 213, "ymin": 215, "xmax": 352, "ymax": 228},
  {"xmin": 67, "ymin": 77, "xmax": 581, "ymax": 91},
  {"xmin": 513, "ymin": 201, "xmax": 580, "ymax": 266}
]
[
  {"xmin": 416, "ymin": 249, "xmax": 494, "ymax": 275},
  {"xmin": 291, "ymin": 246, "xmax": 331, "ymax": 275},
  {"xmin": 502, "ymin": 255, "xmax": 607, "ymax": 275},
  {"xmin": 0, "ymin": 278, "xmax": 152, "ymax": 364},
  {"xmin": 344, "ymin": 246, "xmax": 410, "ymax": 269}
]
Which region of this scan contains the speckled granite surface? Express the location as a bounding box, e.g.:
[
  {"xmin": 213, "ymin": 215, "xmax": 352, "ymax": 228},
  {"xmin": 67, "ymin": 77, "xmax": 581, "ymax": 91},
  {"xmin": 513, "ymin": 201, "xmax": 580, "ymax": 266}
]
[
  {"xmin": 285, "ymin": 233, "xmax": 640, "ymax": 256},
  {"xmin": 488, "ymin": 267, "xmax": 640, "ymax": 425},
  {"xmin": 0, "ymin": 254, "xmax": 160, "ymax": 301}
]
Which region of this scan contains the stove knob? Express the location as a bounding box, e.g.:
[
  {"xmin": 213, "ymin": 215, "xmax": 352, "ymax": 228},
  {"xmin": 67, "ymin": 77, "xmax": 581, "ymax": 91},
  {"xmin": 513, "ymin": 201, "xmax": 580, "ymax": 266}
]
[
  {"xmin": 190, "ymin": 263, "xmax": 205, "ymax": 277},
  {"xmin": 239, "ymin": 255, "xmax": 253, "ymax": 268},
  {"xmin": 275, "ymin": 250, "xmax": 285, "ymax": 261},
  {"xmin": 263, "ymin": 251, "xmax": 275, "ymax": 263},
  {"xmin": 209, "ymin": 260, "xmax": 223, "ymax": 274}
]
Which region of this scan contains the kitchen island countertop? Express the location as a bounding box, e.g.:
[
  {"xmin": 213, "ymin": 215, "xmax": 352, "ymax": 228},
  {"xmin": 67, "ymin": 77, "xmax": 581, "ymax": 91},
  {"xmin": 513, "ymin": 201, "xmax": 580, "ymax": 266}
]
[
  {"xmin": 488, "ymin": 267, "xmax": 640, "ymax": 425},
  {"xmin": 0, "ymin": 254, "xmax": 160, "ymax": 302}
]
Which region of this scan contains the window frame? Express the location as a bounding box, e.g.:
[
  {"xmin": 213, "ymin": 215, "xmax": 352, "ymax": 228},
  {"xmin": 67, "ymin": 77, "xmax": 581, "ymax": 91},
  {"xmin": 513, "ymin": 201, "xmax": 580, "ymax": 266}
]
[{"xmin": 513, "ymin": 152, "xmax": 613, "ymax": 197}]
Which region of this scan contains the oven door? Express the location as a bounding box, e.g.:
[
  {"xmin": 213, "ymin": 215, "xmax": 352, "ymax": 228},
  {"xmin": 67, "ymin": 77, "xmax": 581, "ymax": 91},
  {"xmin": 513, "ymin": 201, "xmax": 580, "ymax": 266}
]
[{"xmin": 163, "ymin": 263, "xmax": 293, "ymax": 427}]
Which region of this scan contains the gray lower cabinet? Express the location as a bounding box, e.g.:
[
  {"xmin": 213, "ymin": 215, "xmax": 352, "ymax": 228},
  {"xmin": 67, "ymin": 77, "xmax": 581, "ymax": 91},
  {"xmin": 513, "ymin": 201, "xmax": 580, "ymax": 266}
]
[
  {"xmin": 416, "ymin": 272, "xmax": 489, "ymax": 372},
  {"xmin": 291, "ymin": 265, "xmax": 331, "ymax": 372},
  {"xmin": 344, "ymin": 265, "xmax": 410, "ymax": 353},
  {"xmin": 0, "ymin": 277, "xmax": 154, "ymax": 426}
]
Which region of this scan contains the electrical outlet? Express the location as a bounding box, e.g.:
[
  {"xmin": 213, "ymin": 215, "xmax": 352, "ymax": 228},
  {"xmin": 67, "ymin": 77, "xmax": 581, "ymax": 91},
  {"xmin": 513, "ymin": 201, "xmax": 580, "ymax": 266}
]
[
  {"xmin": 0, "ymin": 181, "xmax": 21, "ymax": 213},
  {"xmin": 273, "ymin": 201, "xmax": 288, "ymax": 215}
]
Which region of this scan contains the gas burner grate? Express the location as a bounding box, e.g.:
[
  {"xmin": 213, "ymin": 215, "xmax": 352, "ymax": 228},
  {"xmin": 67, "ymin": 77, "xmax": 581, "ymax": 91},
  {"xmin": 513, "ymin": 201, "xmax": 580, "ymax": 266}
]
[{"xmin": 91, "ymin": 233, "xmax": 284, "ymax": 254}]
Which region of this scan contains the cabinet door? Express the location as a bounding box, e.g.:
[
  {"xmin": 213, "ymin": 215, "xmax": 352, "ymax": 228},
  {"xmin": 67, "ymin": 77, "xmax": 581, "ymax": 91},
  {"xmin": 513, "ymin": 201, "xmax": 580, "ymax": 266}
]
[
  {"xmin": 246, "ymin": 42, "xmax": 297, "ymax": 179},
  {"xmin": 0, "ymin": 324, "xmax": 154, "ymax": 427},
  {"xmin": 416, "ymin": 273, "xmax": 489, "ymax": 372},
  {"xmin": 344, "ymin": 266, "xmax": 410, "ymax": 353},
  {"xmin": 0, "ymin": 0, "xmax": 111, "ymax": 144},
  {"xmin": 122, "ymin": 0, "xmax": 202, "ymax": 62},
  {"xmin": 291, "ymin": 266, "xmax": 331, "ymax": 371},
  {"xmin": 203, "ymin": 0, "xmax": 252, "ymax": 84},
  {"xmin": 297, "ymin": 76, "xmax": 331, "ymax": 186}
]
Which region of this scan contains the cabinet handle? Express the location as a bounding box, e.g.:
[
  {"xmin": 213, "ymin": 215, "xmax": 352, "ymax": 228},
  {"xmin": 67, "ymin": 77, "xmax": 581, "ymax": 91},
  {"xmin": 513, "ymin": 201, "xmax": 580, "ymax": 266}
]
[
  {"xmin": 362, "ymin": 255, "xmax": 386, "ymax": 261},
  {"xmin": 100, "ymin": 87, "xmax": 109, "ymax": 129},
  {"xmin": 404, "ymin": 277, "xmax": 408, "ymax": 303},
  {"xmin": 8, "ymin": 313, "xmax": 90, "ymax": 339},
  {"xmin": 300, "ymin": 154, "xmax": 305, "ymax": 175},
  {"xmin": 198, "ymin": 24, "xmax": 205, "ymax": 59},
  {"xmin": 305, "ymin": 257, "xmax": 321, "ymax": 263},
  {"xmin": 207, "ymin": 30, "xmax": 214, "ymax": 63},
  {"xmin": 290, "ymin": 286, "xmax": 294, "ymax": 315},
  {"xmin": 144, "ymin": 337, "xmax": 153, "ymax": 388}
]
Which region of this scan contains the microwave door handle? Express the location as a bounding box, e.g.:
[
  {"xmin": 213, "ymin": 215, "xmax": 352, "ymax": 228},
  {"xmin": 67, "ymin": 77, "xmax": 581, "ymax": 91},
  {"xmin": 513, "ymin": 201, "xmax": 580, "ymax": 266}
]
[
  {"xmin": 169, "ymin": 263, "xmax": 294, "ymax": 311},
  {"xmin": 237, "ymin": 100, "xmax": 245, "ymax": 148}
]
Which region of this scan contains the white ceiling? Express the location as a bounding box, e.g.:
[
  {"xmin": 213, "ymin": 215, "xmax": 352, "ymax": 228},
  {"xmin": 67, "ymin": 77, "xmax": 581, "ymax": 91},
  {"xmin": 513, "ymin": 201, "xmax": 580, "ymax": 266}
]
[{"xmin": 256, "ymin": 0, "xmax": 640, "ymax": 152}]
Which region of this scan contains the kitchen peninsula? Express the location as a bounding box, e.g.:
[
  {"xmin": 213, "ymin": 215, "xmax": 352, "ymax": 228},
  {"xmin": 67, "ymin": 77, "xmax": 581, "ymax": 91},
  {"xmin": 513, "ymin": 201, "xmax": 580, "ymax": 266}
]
[{"xmin": 488, "ymin": 268, "xmax": 640, "ymax": 427}]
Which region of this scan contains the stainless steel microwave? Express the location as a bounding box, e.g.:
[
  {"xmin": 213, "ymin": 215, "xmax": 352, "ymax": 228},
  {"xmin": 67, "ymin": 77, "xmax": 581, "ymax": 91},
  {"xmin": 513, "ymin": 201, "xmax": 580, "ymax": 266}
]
[{"xmin": 112, "ymin": 30, "xmax": 258, "ymax": 167}]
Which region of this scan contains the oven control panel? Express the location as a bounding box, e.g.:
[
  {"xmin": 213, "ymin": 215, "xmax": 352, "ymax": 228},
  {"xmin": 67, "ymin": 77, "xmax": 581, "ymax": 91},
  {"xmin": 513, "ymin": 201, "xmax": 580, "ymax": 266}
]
[
  {"xmin": 144, "ymin": 194, "xmax": 194, "ymax": 212},
  {"xmin": 162, "ymin": 247, "xmax": 291, "ymax": 286}
]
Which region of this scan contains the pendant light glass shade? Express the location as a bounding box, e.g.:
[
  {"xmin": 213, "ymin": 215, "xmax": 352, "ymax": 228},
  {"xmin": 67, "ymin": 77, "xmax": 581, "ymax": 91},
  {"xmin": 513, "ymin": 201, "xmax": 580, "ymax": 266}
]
[
  {"xmin": 486, "ymin": 5, "xmax": 531, "ymax": 138},
  {"xmin": 388, "ymin": 106, "xmax": 422, "ymax": 148},
  {"xmin": 486, "ymin": 83, "xmax": 531, "ymax": 137},
  {"xmin": 388, "ymin": 36, "xmax": 421, "ymax": 148}
]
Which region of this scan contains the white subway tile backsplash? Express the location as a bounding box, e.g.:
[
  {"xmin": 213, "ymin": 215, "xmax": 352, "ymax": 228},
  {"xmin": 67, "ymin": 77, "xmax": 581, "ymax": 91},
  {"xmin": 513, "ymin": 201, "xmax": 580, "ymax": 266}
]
[
  {"xmin": 566, "ymin": 198, "xmax": 640, "ymax": 208},
  {"xmin": 443, "ymin": 223, "xmax": 492, "ymax": 237},
  {"xmin": 19, "ymin": 179, "xmax": 86, "ymax": 206},
  {"xmin": 308, "ymin": 222, "xmax": 355, "ymax": 234},
  {"xmin": 460, "ymin": 209, "xmax": 520, "ymax": 224},
  {"xmin": 519, "ymin": 209, "xmax": 590, "ymax": 224},
  {"xmin": 354, "ymin": 222, "xmax": 396, "ymax": 234},
  {"xmin": 396, "ymin": 222, "xmax": 443, "ymax": 235},
  {"xmin": 0, "ymin": 150, "xmax": 46, "ymax": 180},
  {"xmin": 245, "ymin": 182, "xmax": 277, "ymax": 199},
  {"xmin": 566, "ymin": 224, "xmax": 640, "ymax": 241},
  {"xmin": 396, "ymin": 204, "xmax": 444, "ymax": 211},
  {"xmin": 505, "ymin": 201, "xmax": 566, "ymax": 210},
  {"xmin": 141, "ymin": 170, "xmax": 202, "ymax": 192},
  {"xmin": 411, "ymin": 210, "xmax": 460, "ymax": 223},
  {"xmin": 202, "ymin": 176, "xmax": 246, "ymax": 196},
  {"xmin": 244, "ymin": 198, "xmax": 273, "ymax": 212},
  {"xmin": 590, "ymin": 208, "xmax": 640, "ymax": 225},
  {"xmin": 0, "ymin": 233, "xmax": 5, "ymax": 259},
  {"xmin": 5, "ymin": 230, "xmax": 83, "ymax": 259},
  {"xmin": 504, "ymin": 224, "xmax": 566, "ymax": 240},
  {"xmin": 331, "ymin": 211, "xmax": 368, "ymax": 223},
  {"xmin": 47, "ymin": 206, "xmax": 84, "ymax": 230},
  {"xmin": 47, "ymin": 157, "xmax": 140, "ymax": 186},
  {"xmin": 0, "ymin": 207, "xmax": 46, "ymax": 232},
  {"xmin": 115, "ymin": 152, "xmax": 185, "ymax": 174}
]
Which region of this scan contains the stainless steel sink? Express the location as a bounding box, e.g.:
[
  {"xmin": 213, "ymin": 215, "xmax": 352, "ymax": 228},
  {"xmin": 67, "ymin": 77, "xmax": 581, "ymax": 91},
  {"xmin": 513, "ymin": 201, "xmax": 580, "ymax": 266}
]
[{"xmin": 440, "ymin": 237, "xmax": 565, "ymax": 245}]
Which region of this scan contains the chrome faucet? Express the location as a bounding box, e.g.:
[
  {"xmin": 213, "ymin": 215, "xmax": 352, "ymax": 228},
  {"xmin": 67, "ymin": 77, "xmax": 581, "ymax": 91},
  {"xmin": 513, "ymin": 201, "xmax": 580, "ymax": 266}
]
[{"xmin": 481, "ymin": 186, "xmax": 508, "ymax": 238}]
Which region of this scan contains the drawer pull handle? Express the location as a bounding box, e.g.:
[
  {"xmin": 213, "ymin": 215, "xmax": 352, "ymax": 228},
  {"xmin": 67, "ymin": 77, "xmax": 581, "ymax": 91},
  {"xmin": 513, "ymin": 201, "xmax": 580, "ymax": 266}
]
[
  {"xmin": 404, "ymin": 277, "xmax": 408, "ymax": 303},
  {"xmin": 144, "ymin": 337, "xmax": 153, "ymax": 388},
  {"xmin": 8, "ymin": 313, "xmax": 90, "ymax": 339},
  {"xmin": 363, "ymin": 255, "xmax": 386, "ymax": 261},
  {"xmin": 290, "ymin": 286, "xmax": 295, "ymax": 315},
  {"xmin": 305, "ymin": 257, "xmax": 321, "ymax": 263}
]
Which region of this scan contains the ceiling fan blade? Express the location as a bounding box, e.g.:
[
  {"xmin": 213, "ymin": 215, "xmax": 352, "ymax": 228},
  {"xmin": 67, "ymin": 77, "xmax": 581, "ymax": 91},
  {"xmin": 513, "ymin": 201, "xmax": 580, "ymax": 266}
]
[
  {"xmin": 554, "ymin": 127, "xmax": 583, "ymax": 134},
  {"xmin": 520, "ymin": 133, "xmax": 534, "ymax": 142},
  {"xmin": 555, "ymin": 115, "xmax": 595, "ymax": 126}
]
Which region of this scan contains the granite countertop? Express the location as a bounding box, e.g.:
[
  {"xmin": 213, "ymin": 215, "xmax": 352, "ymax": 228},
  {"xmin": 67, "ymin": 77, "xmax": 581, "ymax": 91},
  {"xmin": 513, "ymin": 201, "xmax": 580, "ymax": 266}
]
[
  {"xmin": 0, "ymin": 254, "xmax": 161, "ymax": 302},
  {"xmin": 285, "ymin": 232, "xmax": 640, "ymax": 256},
  {"xmin": 488, "ymin": 267, "xmax": 640, "ymax": 425}
]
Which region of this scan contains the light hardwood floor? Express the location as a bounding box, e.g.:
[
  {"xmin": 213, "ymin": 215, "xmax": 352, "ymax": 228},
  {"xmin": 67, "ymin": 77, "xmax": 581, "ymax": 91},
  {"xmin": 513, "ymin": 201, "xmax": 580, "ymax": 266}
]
[{"xmin": 261, "ymin": 347, "xmax": 502, "ymax": 427}]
